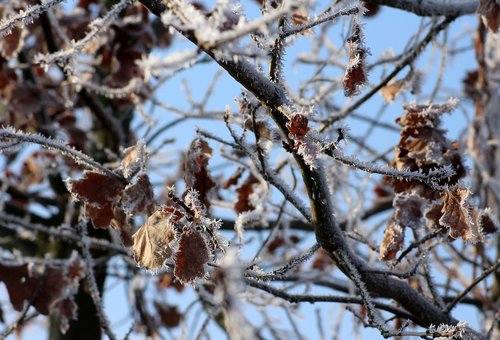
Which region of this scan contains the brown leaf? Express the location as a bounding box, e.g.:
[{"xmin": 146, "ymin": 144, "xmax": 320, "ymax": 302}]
[
  {"xmin": 379, "ymin": 219, "xmax": 404, "ymax": 261},
  {"xmin": 0, "ymin": 255, "xmax": 84, "ymax": 334},
  {"xmin": 223, "ymin": 167, "xmax": 244, "ymax": 189},
  {"xmin": 380, "ymin": 79, "xmax": 405, "ymax": 102},
  {"xmin": 120, "ymin": 141, "xmax": 148, "ymax": 179},
  {"xmin": 286, "ymin": 114, "xmax": 309, "ymax": 140},
  {"xmin": 477, "ymin": 0, "xmax": 500, "ymax": 33},
  {"xmin": 440, "ymin": 188, "xmax": 481, "ymax": 241},
  {"xmin": 85, "ymin": 203, "xmax": 115, "ymax": 229},
  {"xmin": 174, "ymin": 228, "xmax": 209, "ymax": 284},
  {"xmin": 131, "ymin": 210, "xmax": 177, "ymax": 271},
  {"xmin": 234, "ymin": 173, "xmax": 259, "ymax": 213},
  {"xmin": 155, "ymin": 302, "xmax": 182, "ymax": 329},
  {"xmin": 122, "ymin": 173, "xmax": 155, "ymax": 215},
  {"xmin": 67, "ymin": 171, "xmax": 125, "ymax": 207},
  {"xmin": 184, "ymin": 138, "xmax": 216, "ymax": 209},
  {"xmin": 391, "ymin": 102, "xmax": 466, "ymax": 193},
  {"xmin": 343, "ymin": 22, "xmax": 368, "ymax": 97}
]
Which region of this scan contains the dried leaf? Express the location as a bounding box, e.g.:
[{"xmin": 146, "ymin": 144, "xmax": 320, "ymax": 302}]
[
  {"xmin": 223, "ymin": 167, "xmax": 244, "ymax": 189},
  {"xmin": 0, "ymin": 255, "xmax": 84, "ymax": 334},
  {"xmin": 120, "ymin": 140, "xmax": 148, "ymax": 179},
  {"xmin": 343, "ymin": 22, "xmax": 369, "ymax": 97},
  {"xmin": 380, "ymin": 79, "xmax": 405, "ymax": 102},
  {"xmin": 392, "ymin": 101, "xmax": 466, "ymax": 193},
  {"xmin": 174, "ymin": 228, "xmax": 209, "ymax": 284},
  {"xmin": 234, "ymin": 173, "xmax": 258, "ymax": 213},
  {"xmin": 477, "ymin": 0, "xmax": 500, "ymax": 33},
  {"xmin": 67, "ymin": 171, "xmax": 125, "ymax": 207},
  {"xmin": 440, "ymin": 188, "xmax": 483, "ymax": 241},
  {"xmin": 184, "ymin": 138, "xmax": 216, "ymax": 209},
  {"xmin": 85, "ymin": 203, "xmax": 115, "ymax": 229},
  {"xmin": 286, "ymin": 114, "xmax": 309, "ymax": 140},
  {"xmin": 122, "ymin": 173, "xmax": 155, "ymax": 215},
  {"xmin": 155, "ymin": 302, "xmax": 182, "ymax": 329},
  {"xmin": 379, "ymin": 219, "xmax": 404, "ymax": 261},
  {"xmin": 131, "ymin": 210, "xmax": 177, "ymax": 271},
  {"xmin": 157, "ymin": 273, "xmax": 184, "ymax": 292}
]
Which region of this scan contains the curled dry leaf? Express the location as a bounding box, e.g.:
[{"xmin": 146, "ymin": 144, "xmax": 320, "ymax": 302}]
[
  {"xmin": 379, "ymin": 219, "xmax": 404, "ymax": 261},
  {"xmin": 174, "ymin": 227, "xmax": 210, "ymax": 284},
  {"xmin": 120, "ymin": 140, "xmax": 149, "ymax": 180},
  {"xmin": 380, "ymin": 79, "xmax": 405, "ymax": 103},
  {"xmin": 184, "ymin": 138, "xmax": 216, "ymax": 209},
  {"xmin": 440, "ymin": 188, "xmax": 484, "ymax": 242},
  {"xmin": 343, "ymin": 21, "xmax": 369, "ymax": 97},
  {"xmin": 477, "ymin": 0, "xmax": 500, "ymax": 33},
  {"xmin": 131, "ymin": 210, "xmax": 177, "ymax": 271}
]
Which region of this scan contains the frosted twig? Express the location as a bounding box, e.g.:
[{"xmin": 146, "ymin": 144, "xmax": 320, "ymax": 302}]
[
  {"xmin": 224, "ymin": 112, "xmax": 312, "ymax": 222},
  {"xmin": 246, "ymin": 243, "xmax": 321, "ymax": 280},
  {"xmin": 245, "ymin": 278, "xmax": 414, "ymax": 320},
  {"xmin": 0, "ymin": 0, "xmax": 65, "ymax": 38},
  {"xmin": 446, "ymin": 260, "xmax": 500, "ymax": 312},
  {"xmin": 322, "ymin": 144, "xmax": 456, "ymax": 189},
  {"xmin": 76, "ymin": 220, "xmax": 117, "ymax": 340},
  {"xmin": 35, "ymin": 0, "xmax": 134, "ymax": 66},
  {"xmin": 0, "ymin": 211, "xmax": 128, "ymax": 255},
  {"xmin": 0, "ymin": 127, "xmax": 125, "ymax": 183},
  {"xmin": 281, "ymin": 6, "xmax": 360, "ymax": 38}
]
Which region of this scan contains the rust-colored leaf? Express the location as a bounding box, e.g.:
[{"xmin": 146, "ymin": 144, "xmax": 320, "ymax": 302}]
[
  {"xmin": 184, "ymin": 138, "xmax": 216, "ymax": 209},
  {"xmin": 286, "ymin": 114, "xmax": 309, "ymax": 140},
  {"xmin": 85, "ymin": 203, "xmax": 115, "ymax": 229},
  {"xmin": 174, "ymin": 228, "xmax": 209, "ymax": 284},
  {"xmin": 131, "ymin": 210, "xmax": 177, "ymax": 271},
  {"xmin": 67, "ymin": 171, "xmax": 125, "ymax": 207},
  {"xmin": 223, "ymin": 167, "xmax": 244, "ymax": 189},
  {"xmin": 343, "ymin": 22, "xmax": 368, "ymax": 97},
  {"xmin": 0, "ymin": 255, "xmax": 84, "ymax": 334},
  {"xmin": 155, "ymin": 302, "xmax": 182, "ymax": 329},
  {"xmin": 234, "ymin": 173, "xmax": 259, "ymax": 213}
]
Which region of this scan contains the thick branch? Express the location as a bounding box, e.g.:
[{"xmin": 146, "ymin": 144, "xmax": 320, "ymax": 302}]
[
  {"xmin": 364, "ymin": 0, "xmax": 478, "ymax": 16},
  {"xmin": 139, "ymin": 0, "xmax": 483, "ymax": 336}
]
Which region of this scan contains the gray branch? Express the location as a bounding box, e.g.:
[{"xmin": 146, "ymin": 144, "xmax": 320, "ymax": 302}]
[{"xmin": 364, "ymin": 0, "xmax": 478, "ymax": 16}]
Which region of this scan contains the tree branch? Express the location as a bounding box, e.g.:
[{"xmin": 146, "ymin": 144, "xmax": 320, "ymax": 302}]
[{"xmin": 364, "ymin": 0, "xmax": 478, "ymax": 17}]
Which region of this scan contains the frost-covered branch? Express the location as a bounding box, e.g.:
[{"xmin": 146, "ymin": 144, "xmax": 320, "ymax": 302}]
[
  {"xmin": 0, "ymin": 127, "xmax": 125, "ymax": 182},
  {"xmin": 0, "ymin": 0, "xmax": 66, "ymax": 38},
  {"xmin": 364, "ymin": 0, "xmax": 478, "ymax": 17},
  {"xmin": 35, "ymin": 0, "xmax": 134, "ymax": 66}
]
